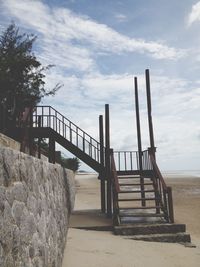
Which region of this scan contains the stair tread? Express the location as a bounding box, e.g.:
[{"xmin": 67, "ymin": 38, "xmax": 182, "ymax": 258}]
[
  {"xmin": 119, "ymin": 213, "xmax": 165, "ymax": 217},
  {"xmin": 118, "ymin": 175, "xmax": 140, "ymax": 178},
  {"xmin": 118, "ymin": 197, "xmax": 158, "ymax": 201},
  {"xmin": 119, "ymin": 189, "xmax": 155, "ymax": 193},
  {"xmin": 119, "ymin": 206, "xmax": 162, "ymax": 210},
  {"xmin": 125, "ymin": 232, "xmax": 191, "ymax": 243},
  {"xmin": 118, "ymin": 177, "xmax": 151, "ymax": 179},
  {"xmin": 114, "ymin": 223, "xmax": 186, "ymax": 228},
  {"xmin": 114, "ymin": 223, "xmax": 187, "ymax": 236},
  {"xmin": 119, "ymin": 183, "xmax": 153, "ymax": 186}
]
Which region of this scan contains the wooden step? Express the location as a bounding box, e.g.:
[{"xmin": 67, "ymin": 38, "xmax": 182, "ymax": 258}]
[
  {"xmin": 118, "ymin": 175, "xmax": 140, "ymax": 179},
  {"xmin": 119, "ymin": 206, "xmax": 162, "ymax": 210},
  {"xmin": 114, "ymin": 223, "xmax": 187, "ymax": 236},
  {"xmin": 119, "ymin": 183, "xmax": 153, "ymax": 186},
  {"xmin": 126, "ymin": 233, "xmax": 191, "ymax": 243},
  {"xmin": 119, "ymin": 212, "xmax": 165, "ymax": 218},
  {"xmin": 118, "ymin": 197, "xmax": 157, "ymax": 202},
  {"xmin": 119, "ymin": 189, "xmax": 155, "ymax": 193},
  {"xmin": 118, "ymin": 176, "xmax": 150, "ymax": 179}
]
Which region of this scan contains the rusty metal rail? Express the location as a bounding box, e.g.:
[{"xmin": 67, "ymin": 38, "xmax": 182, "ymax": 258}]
[
  {"xmin": 149, "ymin": 153, "xmax": 174, "ymax": 223},
  {"xmin": 113, "ymin": 150, "xmax": 139, "ymax": 171},
  {"xmin": 110, "ymin": 149, "xmax": 120, "ymax": 225},
  {"xmin": 113, "ymin": 149, "xmax": 153, "ymax": 172},
  {"xmin": 31, "ymin": 106, "xmax": 101, "ymax": 163}
]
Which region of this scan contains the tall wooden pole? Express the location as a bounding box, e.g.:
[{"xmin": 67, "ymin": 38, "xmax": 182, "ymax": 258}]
[
  {"xmin": 134, "ymin": 77, "xmax": 143, "ymax": 170},
  {"xmin": 105, "ymin": 104, "xmax": 112, "ymax": 217},
  {"xmin": 99, "ymin": 115, "xmax": 106, "ymax": 213},
  {"xmin": 145, "ymin": 69, "xmax": 156, "ymax": 159},
  {"xmin": 134, "ymin": 77, "xmax": 145, "ymax": 206}
]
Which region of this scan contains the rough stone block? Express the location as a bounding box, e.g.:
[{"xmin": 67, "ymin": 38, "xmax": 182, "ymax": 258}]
[{"xmin": 0, "ymin": 146, "xmax": 75, "ymax": 267}]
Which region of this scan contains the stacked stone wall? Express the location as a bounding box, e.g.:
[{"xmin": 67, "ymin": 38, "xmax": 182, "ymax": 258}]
[{"xmin": 0, "ymin": 147, "xmax": 75, "ymax": 267}]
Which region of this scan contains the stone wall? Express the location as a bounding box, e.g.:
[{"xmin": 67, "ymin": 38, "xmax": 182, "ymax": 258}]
[
  {"xmin": 0, "ymin": 146, "xmax": 75, "ymax": 267},
  {"xmin": 0, "ymin": 133, "xmax": 20, "ymax": 151}
]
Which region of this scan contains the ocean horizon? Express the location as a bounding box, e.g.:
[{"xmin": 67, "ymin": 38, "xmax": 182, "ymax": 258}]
[{"xmin": 77, "ymin": 170, "xmax": 200, "ymax": 178}]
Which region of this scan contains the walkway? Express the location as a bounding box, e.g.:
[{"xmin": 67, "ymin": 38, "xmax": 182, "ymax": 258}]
[{"xmin": 61, "ymin": 174, "xmax": 200, "ymax": 267}]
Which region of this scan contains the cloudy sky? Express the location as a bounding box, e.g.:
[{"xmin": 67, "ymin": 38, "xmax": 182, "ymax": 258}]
[{"xmin": 1, "ymin": 0, "xmax": 200, "ymax": 171}]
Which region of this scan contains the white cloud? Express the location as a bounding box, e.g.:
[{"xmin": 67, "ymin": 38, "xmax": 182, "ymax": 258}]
[
  {"xmin": 188, "ymin": 1, "xmax": 200, "ymax": 26},
  {"xmin": 1, "ymin": 0, "xmax": 199, "ymax": 170},
  {"xmin": 1, "ymin": 0, "xmax": 185, "ymax": 63}
]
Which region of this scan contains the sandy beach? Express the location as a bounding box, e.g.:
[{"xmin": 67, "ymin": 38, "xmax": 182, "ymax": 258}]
[{"xmin": 62, "ymin": 173, "xmax": 200, "ymax": 267}]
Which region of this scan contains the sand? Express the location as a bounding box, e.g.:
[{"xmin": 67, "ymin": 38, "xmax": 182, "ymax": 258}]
[{"xmin": 62, "ymin": 173, "xmax": 200, "ymax": 267}]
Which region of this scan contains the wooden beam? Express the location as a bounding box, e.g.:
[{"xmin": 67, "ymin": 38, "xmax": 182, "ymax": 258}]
[
  {"xmin": 134, "ymin": 77, "xmax": 145, "ymax": 206},
  {"xmin": 145, "ymin": 69, "xmax": 156, "ymax": 159},
  {"xmin": 134, "ymin": 77, "xmax": 143, "ymax": 170},
  {"xmin": 105, "ymin": 104, "xmax": 112, "ymax": 217},
  {"xmin": 99, "ymin": 115, "xmax": 106, "ymax": 213}
]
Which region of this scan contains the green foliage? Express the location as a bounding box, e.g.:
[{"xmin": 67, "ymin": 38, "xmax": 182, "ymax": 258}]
[
  {"xmin": 0, "ymin": 23, "xmax": 61, "ymax": 121},
  {"xmin": 60, "ymin": 156, "xmax": 81, "ymax": 172}
]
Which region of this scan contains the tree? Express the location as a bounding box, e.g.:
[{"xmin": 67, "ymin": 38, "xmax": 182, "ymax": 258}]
[
  {"xmin": 0, "ymin": 23, "xmax": 61, "ymax": 123},
  {"xmin": 60, "ymin": 156, "xmax": 81, "ymax": 173}
]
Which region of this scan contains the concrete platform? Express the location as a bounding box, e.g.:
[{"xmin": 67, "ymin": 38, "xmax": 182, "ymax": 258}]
[{"xmin": 69, "ymin": 209, "xmax": 113, "ymax": 231}]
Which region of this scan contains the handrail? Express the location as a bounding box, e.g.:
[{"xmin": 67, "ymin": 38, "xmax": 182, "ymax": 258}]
[
  {"xmin": 149, "ymin": 152, "xmax": 174, "ymax": 223},
  {"xmin": 32, "ymin": 106, "xmax": 101, "ymax": 163},
  {"xmin": 111, "ymin": 152, "xmax": 120, "ymax": 193},
  {"xmin": 150, "ymin": 154, "xmax": 167, "ymax": 190},
  {"xmin": 35, "ymin": 105, "xmax": 98, "ymax": 144},
  {"xmin": 110, "ymin": 149, "xmax": 120, "ymax": 225},
  {"xmin": 113, "ymin": 150, "xmax": 139, "ymax": 171}
]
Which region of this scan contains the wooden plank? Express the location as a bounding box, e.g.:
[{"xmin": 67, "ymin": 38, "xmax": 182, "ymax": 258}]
[
  {"xmin": 119, "ymin": 213, "xmax": 165, "ymax": 218},
  {"xmin": 105, "ymin": 104, "xmax": 112, "ymax": 217},
  {"xmin": 119, "ymin": 190, "xmax": 155, "ymax": 193},
  {"xmin": 99, "ymin": 115, "xmax": 106, "ymax": 213},
  {"xmin": 118, "ymin": 197, "xmax": 157, "ymax": 201},
  {"xmin": 145, "ymin": 69, "xmax": 156, "ymax": 159}
]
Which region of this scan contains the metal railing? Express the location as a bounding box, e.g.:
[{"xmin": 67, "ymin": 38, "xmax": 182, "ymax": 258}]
[
  {"xmin": 110, "ymin": 149, "xmax": 120, "ymax": 225},
  {"xmin": 113, "ymin": 150, "xmax": 139, "ymax": 171},
  {"xmin": 113, "ymin": 149, "xmax": 154, "ymax": 172},
  {"xmin": 32, "ymin": 106, "xmax": 101, "ymax": 163},
  {"xmin": 149, "ymin": 153, "xmax": 174, "ymax": 223}
]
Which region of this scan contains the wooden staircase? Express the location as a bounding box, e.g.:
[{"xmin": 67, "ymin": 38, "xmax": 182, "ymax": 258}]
[
  {"xmin": 117, "ymin": 174, "xmax": 165, "ymax": 224},
  {"xmin": 16, "ymin": 105, "xmax": 105, "ymax": 173},
  {"xmin": 110, "ymin": 151, "xmax": 191, "ymax": 243}
]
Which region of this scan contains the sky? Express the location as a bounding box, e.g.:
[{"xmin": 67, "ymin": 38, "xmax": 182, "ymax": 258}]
[{"xmin": 0, "ymin": 0, "xmax": 200, "ymax": 171}]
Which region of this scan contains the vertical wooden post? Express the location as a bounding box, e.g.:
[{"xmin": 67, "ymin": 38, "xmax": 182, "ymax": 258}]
[
  {"xmin": 38, "ymin": 116, "xmax": 42, "ymax": 159},
  {"xmin": 145, "ymin": 69, "xmax": 156, "ymax": 159},
  {"xmin": 29, "ymin": 107, "xmax": 34, "ymax": 156},
  {"xmin": 99, "ymin": 115, "xmax": 106, "ymax": 213},
  {"xmin": 167, "ymin": 186, "xmax": 174, "ymax": 223},
  {"xmin": 134, "ymin": 77, "xmax": 145, "ymax": 206},
  {"xmin": 105, "ymin": 104, "xmax": 112, "ymax": 217},
  {"xmin": 49, "ymin": 137, "xmax": 55, "ymax": 163},
  {"xmin": 146, "ymin": 70, "xmax": 160, "ymax": 212}
]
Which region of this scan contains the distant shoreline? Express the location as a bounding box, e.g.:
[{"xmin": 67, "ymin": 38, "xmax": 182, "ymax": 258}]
[{"xmin": 77, "ymin": 170, "xmax": 200, "ymax": 179}]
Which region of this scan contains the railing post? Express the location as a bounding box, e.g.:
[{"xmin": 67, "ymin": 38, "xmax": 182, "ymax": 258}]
[
  {"xmin": 145, "ymin": 69, "xmax": 156, "ymax": 160},
  {"xmin": 110, "ymin": 148, "xmax": 119, "ymax": 226},
  {"xmin": 167, "ymin": 186, "xmax": 174, "ymax": 223},
  {"xmin": 29, "ymin": 107, "xmax": 34, "ymax": 156},
  {"xmin": 99, "ymin": 115, "xmax": 106, "ymax": 213},
  {"xmin": 38, "ymin": 116, "xmax": 42, "ymax": 159},
  {"xmin": 105, "ymin": 104, "xmax": 112, "ymax": 217},
  {"xmin": 134, "ymin": 77, "xmax": 145, "ymax": 206}
]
